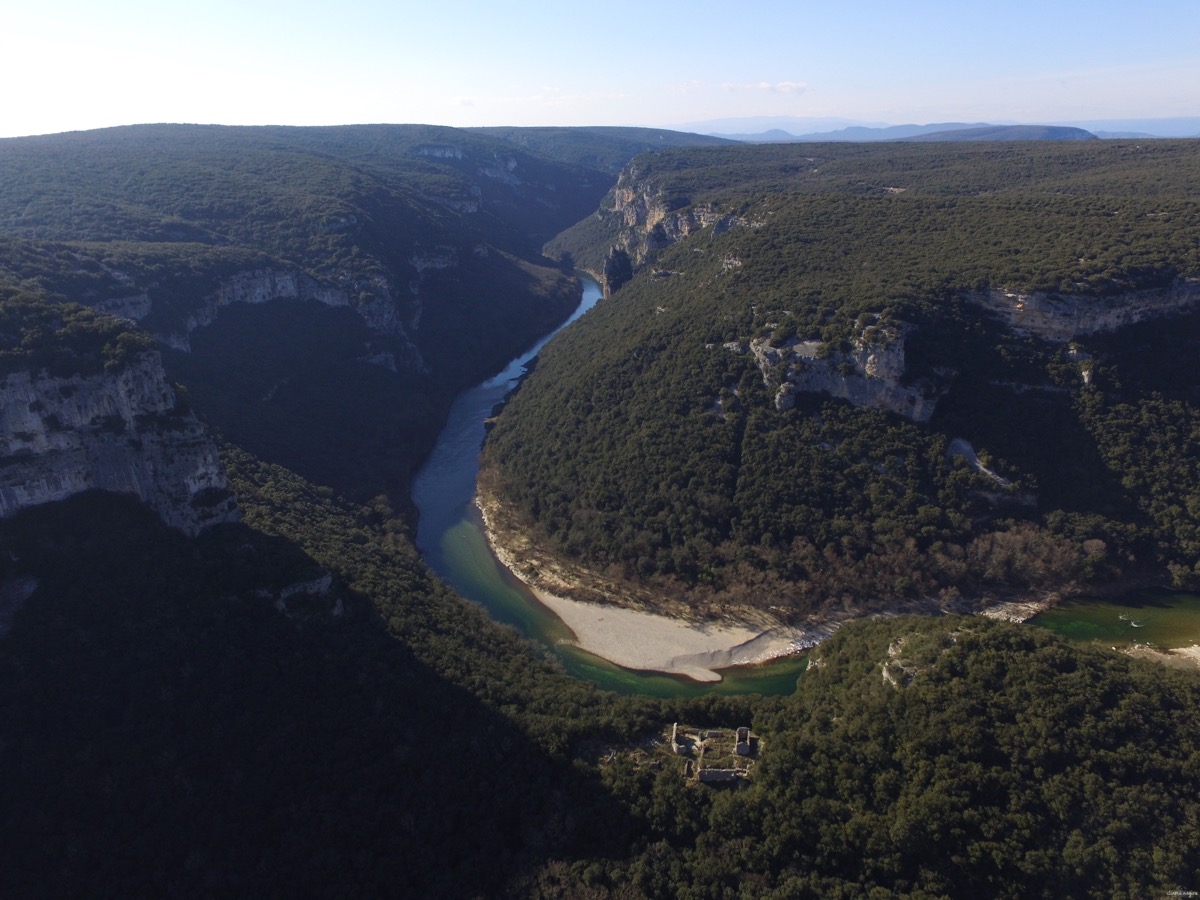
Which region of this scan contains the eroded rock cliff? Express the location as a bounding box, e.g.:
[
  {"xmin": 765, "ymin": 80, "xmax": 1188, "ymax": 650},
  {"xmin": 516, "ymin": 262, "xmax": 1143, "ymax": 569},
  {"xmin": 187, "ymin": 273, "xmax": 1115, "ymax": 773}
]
[
  {"xmin": 593, "ymin": 169, "xmax": 758, "ymax": 287},
  {"xmin": 112, "ymin": 265, "xmax": 430, "ymax": 375},
  {"xmin": 744, "ymin": 322, "xmax": 945, "ymax": 422},
  {"xmin": 152, "ymin": 268, "xmax": 351, "ymax": 351},
  {"xmin": 0, "ymin": 351, "xmax": 239, "ymax": 535},
  {"xmin": 965, "ymin": 278, "xmax": 1200, "ymax": 342}
]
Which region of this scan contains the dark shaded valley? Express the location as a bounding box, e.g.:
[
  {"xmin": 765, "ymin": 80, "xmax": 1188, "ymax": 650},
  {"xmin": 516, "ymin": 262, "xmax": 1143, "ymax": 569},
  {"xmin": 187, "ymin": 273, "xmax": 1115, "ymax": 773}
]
[{"xmin": 2, "ymin": 126, "xmax": 1200, "ymax": 897}]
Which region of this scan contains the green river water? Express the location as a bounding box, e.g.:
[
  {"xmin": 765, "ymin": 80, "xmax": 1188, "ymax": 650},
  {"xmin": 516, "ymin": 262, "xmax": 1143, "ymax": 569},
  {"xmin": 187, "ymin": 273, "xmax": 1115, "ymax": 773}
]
[
  {"xmin": 411, "ymin": 276, "xmax": 1199, "ymax": 696},
  {"xmin": 411, "ymin": 276, "xmax": 807, "ymax": 697},
  {"xmin": 1030, "ymin": 589, "xmax": 1200, "ymax": 650}
]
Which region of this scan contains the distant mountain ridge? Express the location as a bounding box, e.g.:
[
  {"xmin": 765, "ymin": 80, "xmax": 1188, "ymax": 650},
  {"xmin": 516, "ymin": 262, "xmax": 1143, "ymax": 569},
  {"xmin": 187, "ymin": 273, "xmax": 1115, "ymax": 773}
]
[
  {"xmin": 907, "ymin": 124, "xmax": 1098, "ymax": 142},
  {"xmin": 688, "ymin": 115, "xmax": 1200, "ymax": 143},
  {"xmin": 715, "ymin": 122, "xmax": 987, "ymax": 142},
  {"xmin": 715, "ymin": 122, "xmax": 1097, "ymax": 142}
]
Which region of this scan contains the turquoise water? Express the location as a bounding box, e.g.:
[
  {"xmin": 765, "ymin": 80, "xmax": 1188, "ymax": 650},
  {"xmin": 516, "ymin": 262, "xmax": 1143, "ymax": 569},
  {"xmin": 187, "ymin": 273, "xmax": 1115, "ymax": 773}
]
[
  {"xmin": 411, "ymin": 275, "xmax": 805, "ymax": 697},
  {"xmin": 438, "ymin": 510, "xmax": 808, "ymax": 697},
  {"xmin": 1031, "ymin": 589, "xmax": 1200, "ymax": 649},
  {"xmin": 409, "ymin": 273, "xmax": 1200, "ymax": 691}
]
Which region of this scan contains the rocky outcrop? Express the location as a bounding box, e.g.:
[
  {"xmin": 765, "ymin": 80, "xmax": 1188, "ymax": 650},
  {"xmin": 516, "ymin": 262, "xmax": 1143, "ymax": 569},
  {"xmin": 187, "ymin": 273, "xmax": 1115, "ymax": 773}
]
[
  {"xmin": 964, "ymin": 278, "xmax": 1200, "ymax": 342},
  {"xmin": 745, "ymin": 323, "xmax": 944, "ymax": 422},
  {"xmin": 132, "ymin": 266, "xmax": 429, "ymax": 375},
  {"xmin": 602, "ymin": 169, "xmax": 759, "ymax": 275},
  {"xmin": 408, "ymin": 246, "xmax": 459, "ymax": 273},
  {"xmin": 156, "ymin": 268, "xmax": 351, "ymax": 351},
  {"xmin": 267, "ymin": 572, "xmax": 340, "ymax": 617},
  {"xmin": 414, "ymin": 145, "xmax": 464, "ymax": 160},
  {"xmin": 0, "ymin": 351, "xmax": 240, "ymax": 535},
  {"xmin": 946, "ymin": 438, "xmax": 1037, "ymax": 507},
  {"xmin": 479, "ymin": 154, "xmax": 522, "ymax": 186},
  {"xmin": 602, "ymin": 247, "xmax": 633, "ymax": 296},
  {"xmin": 92, "ymin": 292, "xmax": 153, "ymax": 322}
]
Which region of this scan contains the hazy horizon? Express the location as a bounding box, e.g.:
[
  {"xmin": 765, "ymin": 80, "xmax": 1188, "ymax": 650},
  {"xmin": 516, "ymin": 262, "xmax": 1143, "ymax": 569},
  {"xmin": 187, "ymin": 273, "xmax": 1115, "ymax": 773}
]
[
  {"xmin": 5, "ymin": 115, "xmax": 1199, "ymax": 143},
  {"xmin": 3, "ymin": 0, "xmax": 1197, "ymax": 140}
]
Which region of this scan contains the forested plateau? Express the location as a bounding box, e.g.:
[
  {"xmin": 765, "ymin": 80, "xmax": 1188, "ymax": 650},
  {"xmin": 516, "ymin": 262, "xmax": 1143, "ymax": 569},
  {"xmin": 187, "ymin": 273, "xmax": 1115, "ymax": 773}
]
[
  {"xmin": 487, "ymin": 140, "xmax": 1200, "ymax": 623},
  {"xmin": 2, "ymin": 128, "xmax": 1200, "ymax": 897}
]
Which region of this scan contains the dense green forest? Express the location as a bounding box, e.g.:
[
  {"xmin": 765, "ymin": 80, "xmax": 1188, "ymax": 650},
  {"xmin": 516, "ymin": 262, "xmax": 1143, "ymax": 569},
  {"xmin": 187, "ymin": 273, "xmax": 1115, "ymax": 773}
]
[
  {"xmin": 0, "ymin": 124, "xmax": 624, "ymax": 503},
  {"xmin": 0, "ymin": 296, "xmax": 154, "ymax": 377},
  {"xmin": 4, "ymin": 478, "xmax": 1199, "ymax": 895},
  {"xmin": 488, "ymin": 140, "xmax": 1200, "ymax": 619},
  {"xmin": 4, "ymin": 475, "xmax": 1200, "ymax": 897},
  {"xmin": 3, "ymin": 128, "xmax": 1200, "ymax": 896}
]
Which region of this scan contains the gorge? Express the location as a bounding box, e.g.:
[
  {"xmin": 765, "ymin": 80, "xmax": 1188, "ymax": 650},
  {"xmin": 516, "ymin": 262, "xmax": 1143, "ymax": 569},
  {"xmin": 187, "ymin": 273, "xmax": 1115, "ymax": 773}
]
[
  {"xmin": 4, "ymin": 127, "xmax": 1200, "ymax": 897},
  {"xmin": 413, "ymin": 274, "xmax": 808, "ymax": 692}
]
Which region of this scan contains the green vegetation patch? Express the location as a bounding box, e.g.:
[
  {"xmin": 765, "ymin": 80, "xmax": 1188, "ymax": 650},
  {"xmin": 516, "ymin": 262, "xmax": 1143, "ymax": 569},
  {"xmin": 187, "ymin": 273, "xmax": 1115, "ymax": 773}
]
[
  {"xmin": 489, "ymin": 140, "xmax": 1200, "ymax": 617},
  {"xmin": 0, "ymin": 296, "xmax": 153, "ymax": 378}
]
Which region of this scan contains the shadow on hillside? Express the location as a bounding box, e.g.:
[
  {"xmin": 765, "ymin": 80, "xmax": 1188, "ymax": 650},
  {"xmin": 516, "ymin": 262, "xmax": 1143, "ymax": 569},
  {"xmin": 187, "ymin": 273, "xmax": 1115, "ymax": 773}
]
[
  {"xmin": 0, "ymin": 494, "xmax": 634, "ymax": 897},
  {"xmin": 932, "ymin": 379, "xmax": 1142, "ymax": 519},
  {"xmin": 1089, "ymin": 309, "xmax": 1200, "ymax": 405},
  {"xmin": 163, "ymin": 300, "xmax": 441, "ymax": 512}
]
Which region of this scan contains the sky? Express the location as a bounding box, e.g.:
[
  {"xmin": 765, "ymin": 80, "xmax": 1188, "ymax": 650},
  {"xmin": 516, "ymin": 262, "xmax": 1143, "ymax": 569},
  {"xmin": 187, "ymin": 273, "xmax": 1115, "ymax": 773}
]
[{"xmin": 2, "ymin": 0, "xmax": 1198, "ymax": 138}]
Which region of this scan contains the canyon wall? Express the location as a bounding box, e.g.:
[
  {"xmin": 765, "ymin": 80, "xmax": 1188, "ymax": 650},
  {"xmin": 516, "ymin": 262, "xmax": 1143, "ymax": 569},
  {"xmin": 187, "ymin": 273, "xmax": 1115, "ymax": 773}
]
[
  {"xmin": 744, "ymin": 324, "xmax": 943, "ymax": 422},
  {"xmin": 0, "ymin": 351, "xmax": 239, "ymax": 535},
  {"xmin": 964, "ymin": 278, "xmax": 1200, "ymax": 342}
]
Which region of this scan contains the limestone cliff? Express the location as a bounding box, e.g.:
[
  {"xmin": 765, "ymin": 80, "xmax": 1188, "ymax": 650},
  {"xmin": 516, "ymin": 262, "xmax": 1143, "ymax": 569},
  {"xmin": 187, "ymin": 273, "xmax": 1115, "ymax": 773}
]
[
  {"xmin": 964, "ymin": 278, "xmax": 1200, "ymax": 342},
  {"xmin": 105, "ymin": 265, "xmax": 430, "ymax": 375},
  {"xmin": 593, "ymin": 168, "xmax": 758, "ymax": 288},
  {"xmin": 0, "ymin": 351, "xmax": 239, "ymax": 535},
  {"xmin": 744, "ymin": 323, "xmax": 944, "ymax": 422},
  {"xmin": 151, "ymin": 268, "xmax": 351, "ymax": 352}
]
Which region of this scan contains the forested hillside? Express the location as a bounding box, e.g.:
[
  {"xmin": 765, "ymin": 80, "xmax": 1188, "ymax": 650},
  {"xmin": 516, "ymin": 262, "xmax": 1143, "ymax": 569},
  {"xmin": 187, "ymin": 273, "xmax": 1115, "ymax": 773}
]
[
  {"xmin": 487, "ymin": 140, "xmax": 1200, "ymax": 620},
  {"xmin": 537, "ymin": 617, "xmax": 1200, "ymax": 897},
  {"xmin": 0, "ymin": 126, "xmax": 726, "ymax": 499},
  {"xmin": 0, "ymin": 123, "xmax": 613, "ymax": 502},
  {"xmin": 3, "ymin": 128, "xmax": 1200, "ymax": 897}
]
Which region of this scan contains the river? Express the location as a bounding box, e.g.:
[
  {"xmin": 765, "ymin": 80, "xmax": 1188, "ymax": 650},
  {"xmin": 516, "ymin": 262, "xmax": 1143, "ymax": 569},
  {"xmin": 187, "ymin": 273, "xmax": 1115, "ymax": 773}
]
[
  {"xmin": 411, "ymin": 274, "xmax": 807, "ymax": 697},
  {"xmin": 410, "ymin": 275, "xmax": 1200, "ymax": 694},
  {"xmin": 1030, "ymin": 588, "xmax": 1200, "ymax": 653}
]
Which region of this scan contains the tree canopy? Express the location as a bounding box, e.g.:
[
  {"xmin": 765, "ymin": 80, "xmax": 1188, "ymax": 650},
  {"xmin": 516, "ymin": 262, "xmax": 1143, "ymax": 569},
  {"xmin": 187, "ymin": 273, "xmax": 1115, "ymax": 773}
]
[{"xmin": 488, "ymin": 140, "xmax": 1200, "ymax": 617}]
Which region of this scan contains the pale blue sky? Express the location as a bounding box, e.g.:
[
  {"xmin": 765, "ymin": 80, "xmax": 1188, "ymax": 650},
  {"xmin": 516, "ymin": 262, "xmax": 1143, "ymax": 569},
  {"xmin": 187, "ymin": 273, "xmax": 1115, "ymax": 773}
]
[{"xmin": 3, "ymin": 0, "xmax": 1197, "ymax": 137}]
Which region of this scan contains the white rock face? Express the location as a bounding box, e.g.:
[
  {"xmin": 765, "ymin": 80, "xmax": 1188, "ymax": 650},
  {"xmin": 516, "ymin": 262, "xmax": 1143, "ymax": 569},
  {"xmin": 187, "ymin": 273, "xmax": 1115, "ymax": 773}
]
[
  {"xmin": 747, "ymin": 325, "xmax": 942, "ymax": 422},
  {"xmin": 0, "ymin": 352, "xmax": 240, "ymax": 535},
  {"xmin": 478, "ymin": 155, "xmax": 521, "ymax": 185},
  {"xmin": 964, "ymin": 278, "xmax": 1200, "ymax": 342},
  {"xmin": 159, "ymin": 268, "xmax": 351, "ymax": 351},
  {"xmin": 606, "ymin": 171, "xmax": 758, "ymax": 268},
  {"xmin": 150, "ymin": 266, "xmax": 429, "ymax": 374},
  {"xmin": 92, "ymin": 292, "xmax": 153, "ymax": 322},
  {"xmin": 414, "ymin": 145, "xmax": 464, "ymax": 159}
]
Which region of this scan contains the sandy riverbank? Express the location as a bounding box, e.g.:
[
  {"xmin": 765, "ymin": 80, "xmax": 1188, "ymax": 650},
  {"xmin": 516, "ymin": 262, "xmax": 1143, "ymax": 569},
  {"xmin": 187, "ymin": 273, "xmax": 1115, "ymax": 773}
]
[
  {"xmin": 977, "ymin": 596, "xmax": 1056, "ymax": 623},
  {"xmin": 1123, "ymin": 643, "xmax": 1200, "ymax": 670},
  {"xmin": 530, "ymin": 586, "xmax": 815, "ymax": 682},
  {"xmin": 474, "ymin": 484, "xmax": 1167, "ymax": 682},
  {"xmin": 476, "ymin": 489, "xmax": 825, "ymax": 681}
]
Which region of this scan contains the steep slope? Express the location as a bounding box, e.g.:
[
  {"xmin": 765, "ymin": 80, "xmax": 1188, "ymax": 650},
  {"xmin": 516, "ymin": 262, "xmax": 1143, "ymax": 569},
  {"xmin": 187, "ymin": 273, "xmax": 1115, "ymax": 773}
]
[
  {"xmin": 485, "ymin": 140, "xmax": 1200, "ymax": 622},
  {"xmin": 553, "ymin": 616, "xmax": 1200, "ymax": 897},
  {"xmin": 0, "ymin": 126, "xmax": 675, "ymax": 893},
  {"xmin": 3, "ymin": 128, "xmax": 1200, "ymax": 897},
  {"xmin": 0, "ymin": 124, "xmax": 631, "ymax": 503},
  {"xmin": 0, "ymin": 123, "xmax": 604, "ymax": 380},
  {"xmin": 550, "ymin": 139, "xmax": 1200, "ymax": 280},
  {"xmin": 0, "ymin": 300, "xmax": 237, "ymax": 534},
  {"xmin": 0, "ymin": 487, "xmax": 633, "ymax": 898}
]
